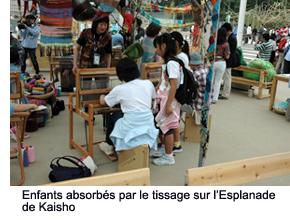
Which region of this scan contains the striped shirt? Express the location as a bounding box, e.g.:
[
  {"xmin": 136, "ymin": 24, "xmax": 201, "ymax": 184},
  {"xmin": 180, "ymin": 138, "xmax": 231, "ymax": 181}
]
[
  {"xmin": 192, "ymin": 65, "xmax": 212, "ymax": 111},
  {"xmin": 254, "ymin": 41, "xmax": 273, "ymax": 61}
]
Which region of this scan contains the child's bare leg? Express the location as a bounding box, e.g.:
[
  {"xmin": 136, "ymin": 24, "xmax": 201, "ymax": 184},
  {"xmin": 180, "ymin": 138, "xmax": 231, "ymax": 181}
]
[{"xmin": 164, "ymin": 133, "xmax": 173, "ymax": 155}]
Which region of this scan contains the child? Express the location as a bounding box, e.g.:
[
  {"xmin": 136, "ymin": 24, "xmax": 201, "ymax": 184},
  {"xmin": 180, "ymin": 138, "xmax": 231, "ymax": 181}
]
[
  {"xmin": 99, "ymin": 57, "xmax": 158, "ymax": 154},
  {"xmin": 170, "ymin": 31, "xmax": 190, "ymax": 153},
  {"xmin": 152, "ymin": 33, "xmax": 182, "ymax": 165}
]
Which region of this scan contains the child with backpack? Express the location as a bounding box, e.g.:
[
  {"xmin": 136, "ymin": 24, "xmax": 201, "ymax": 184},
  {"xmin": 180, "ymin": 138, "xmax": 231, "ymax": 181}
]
[
  {"xmin": 152, "ymin": 33, "xmax": 182, "ymax": 165},
  {"xmin": 170, "ymin": 32, "xmax": 190, "ymax": 153}
]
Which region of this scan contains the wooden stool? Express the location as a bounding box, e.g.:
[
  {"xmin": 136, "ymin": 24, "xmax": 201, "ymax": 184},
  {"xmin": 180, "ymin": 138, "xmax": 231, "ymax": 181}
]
[
  {"xmin": 118, "ymin": 145, "xmax": 149, "ymax": 172},
  {"xmin": 184, "ymin": 114, "xmax": 212, "ymax": 143}
]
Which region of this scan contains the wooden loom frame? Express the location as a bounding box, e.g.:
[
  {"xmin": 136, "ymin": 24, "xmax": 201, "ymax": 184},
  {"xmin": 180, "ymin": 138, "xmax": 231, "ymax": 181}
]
[
  {"xmin": 141, "ymin": 62, "xmax": 163, "ymax": 83},
  {"xmin": 49, "ymin": 56, "xmax": 74, "ymax": 83},
  {"xmin": 68, "ymin": 67, "xmax": 120, "ymax": 159},
  {"xmin": 10, "ymin": 71, "xmax": 24, "ymax": 103}
]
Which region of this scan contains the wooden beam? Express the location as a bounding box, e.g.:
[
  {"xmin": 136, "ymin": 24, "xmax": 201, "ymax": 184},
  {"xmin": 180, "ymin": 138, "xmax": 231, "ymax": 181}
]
[
  {"xmin": 186, "ymin": 152, "xmax": 290, "ymax": 186},
  {"xmin": 42, "ymin": 168, "xmax": 150, "ymax": 186},
  {"xmin": 232, "ymin": 66, "xmax": 269, "ymax": 76}
]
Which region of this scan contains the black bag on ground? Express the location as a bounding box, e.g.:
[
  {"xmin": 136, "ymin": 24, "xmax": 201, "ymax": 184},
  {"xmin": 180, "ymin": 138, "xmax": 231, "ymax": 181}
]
[
  {"xmin": 56, "ymin": 99, "xmax": 65, "ymax": 111},
  {"xmin": 49, "ymin": 156, "xmax": 91, "ymax": 182},
  {"xmin": 47, "ymin": 94, "xmax": 60, "ymax": 116},
  {"xmin": 166, "ymin": 57, "xmax": 199, "ymax": 105}
]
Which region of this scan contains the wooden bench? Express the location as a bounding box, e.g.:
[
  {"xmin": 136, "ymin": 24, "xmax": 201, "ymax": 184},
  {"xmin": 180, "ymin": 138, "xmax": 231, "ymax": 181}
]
[
  {"xmin": 185, "ymin": 152, "xmax": 290, "ymax": 186},
  {"xmin": 232, "ymin": 65, "xmax": 272, "ymax": 99},
  {"xmin": 42, "ymin": 168, "xmax": 150, "ymax": 186}
]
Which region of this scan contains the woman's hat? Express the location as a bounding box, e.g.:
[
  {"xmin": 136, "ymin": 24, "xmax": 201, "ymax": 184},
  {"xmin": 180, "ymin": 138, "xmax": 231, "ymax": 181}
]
[
  {"xmin": 121, "ymin": 43, "xmax": 144, "ymax": 60},
  {"xmin": 189, "ymin": 52, "xmax": 203, "ymax": 65}
]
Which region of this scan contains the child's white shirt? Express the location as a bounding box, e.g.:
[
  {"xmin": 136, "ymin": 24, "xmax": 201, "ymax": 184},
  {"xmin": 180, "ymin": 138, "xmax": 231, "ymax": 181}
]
[
  {"xmin": 159, "ymin": 60, "xmax": 182, "ymax": 91},
  {"xmin": 105, "ymin": 79, "xmax": 156, "ymax": 113}
]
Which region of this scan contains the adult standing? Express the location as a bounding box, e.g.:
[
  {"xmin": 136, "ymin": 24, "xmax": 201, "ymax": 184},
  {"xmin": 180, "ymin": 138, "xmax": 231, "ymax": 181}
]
[
  {"xmin": 18, "ymin": 14, "xmax": 41, "ymax": 76},
  {"xmin": 247, "ymin": 24, "xmax": 252, "ymax": 43},
  {"xmin": 72, "ymin": 16, "xmax": 112, "ymax": 105},
  {"xmin": 73, "ymin": 16, "xmax": 112, "ymax": 73},
  {"xmin": 258, "ymin": 24, "xmax": 265, "ymax": 43},
  {"xmin": 254, "ymin": 33, "xmax": 272, "ymax": 62},
  {"xmin": 252, "ymin": 26, "xmax": 257, "ymax": 43},
  {"xmin": 134, "ymin": 18, "xmax": 145, "ymax": 43},
  {"xmin": 219, "ymin": 23, "xmax": 240, "ymax": 100},
  {"xmin": 284, "ymin": 44, "xmax": 290, "ymax": 74},
  {"xmin": 138, "ymin": 23, "xmax": 162, "ymax": 72},
  {"xmin": 275, "ymin": 32, "xmax": 288, "ymax": 74},
  {"xmin": 212, "ymin": 27, "xmax": 230, "ymax": 103}
]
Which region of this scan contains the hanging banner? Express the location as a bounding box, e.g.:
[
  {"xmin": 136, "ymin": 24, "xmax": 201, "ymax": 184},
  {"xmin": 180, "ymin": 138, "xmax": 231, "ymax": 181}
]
[
  {"xmin": 198, "ymin": 0, "xmax": 221, "ymax": 167},
  {"xmin": 145, "ymin": 2, "xmax": 192, "ymax": 14},
  {"xmin": 139, "ymin": 8, "xmax": 194, "ymax": 29}
]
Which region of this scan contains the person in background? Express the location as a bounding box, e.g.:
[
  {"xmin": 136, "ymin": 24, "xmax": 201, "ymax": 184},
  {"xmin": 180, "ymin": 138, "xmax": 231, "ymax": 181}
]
[
  {"xmin": 269, "ymin": 33, "xmax": 277, "ymax": 65},
  {"xmin": 219, "ymin": 23, "xmax": 240, "ymax": 100},
  {"xmin": 252, "ymin": 26, "xmax": 257, "ymax": 43},
  {"xmin": 138, "ymin": 23, "xmax": 162, "ymax": 73},
  {"xmin": 212, "ymin": 27, "xmax": 230, "ymax": 104},
  {"xmin": 73, "ymin": 16, "xmax": 112, "ymax": 73},
  {"xmin": 134, "ymin": 18, "xmax": 145, "ymax": 43},
  {"xmin": 243, "ymin": 25, "xmax": 247, "ymax": 44},
  {"xmin": 233, "ymin": 25, "xmax": 238, "ymax": 36},
  {"xmin": 247, "ymin": 24, "xmax": 252, "ymax": 44},
  {"xmin": 112, "ymin": 31, "xmax": 124, "ymax": 47},
  {"xmin": 18, "ymin": 14, "xmax": 41, "ymax": 76},
  {"xmin": 10, "ymin": 24, "xmax": 24, "ymax": 66},
  {"xmin": 275, "ymin": 31, "xmax": 288, "ymax": 74},
  {"xmin": 258, "ymin": 24, "xmax": 265, "ymax": 43},
  {"xmin": 10, "ymin": 46, "xmax": 35, "ymax": 140},
  {"xmin": 188, "ymin": 52, "xmax": 208, "ymax": 112},
  {"xmin": 254, "ymin": 33, "xmax": 273, "ymax": 62},
  {"xmin": 283, "ymin": 44, "xmax": 290, "ymax": 74}
]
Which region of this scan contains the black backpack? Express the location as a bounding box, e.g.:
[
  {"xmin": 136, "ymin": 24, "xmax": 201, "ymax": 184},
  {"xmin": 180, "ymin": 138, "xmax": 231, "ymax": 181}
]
[{"xmin": 166, "ymin": 57, "xmax": 199, "ymax": 105}]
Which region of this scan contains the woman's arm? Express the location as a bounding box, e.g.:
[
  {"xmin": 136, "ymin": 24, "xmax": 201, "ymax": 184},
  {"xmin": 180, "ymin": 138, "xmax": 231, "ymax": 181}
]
[
  {"xmin": 105, "ymin": 53, "xmax": 111, "ymax": 68},
  {"xmin": 73, "ymin": 44, "xmax": 81, "ymax": 74}
]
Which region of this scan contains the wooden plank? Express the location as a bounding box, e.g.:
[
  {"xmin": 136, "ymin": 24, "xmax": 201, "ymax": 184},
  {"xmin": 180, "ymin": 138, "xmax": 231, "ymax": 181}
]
[
  {"xmin": 42, "ymin": 168, "xmax": 150, "ymax": 186},
  {"xmin": 232, "ymin": 66, "xmax": 269, "ymax": 76},
  {"xmin": 79, "ymin": 88, "xmax": 112, "ymax": 95},
  {"xmin": 186, "ymin": 152, "xmax": 290, "ymax": 186},
  {"xmin": 232, "ymin": 76, "xmax": 260, "ymax": 86}
]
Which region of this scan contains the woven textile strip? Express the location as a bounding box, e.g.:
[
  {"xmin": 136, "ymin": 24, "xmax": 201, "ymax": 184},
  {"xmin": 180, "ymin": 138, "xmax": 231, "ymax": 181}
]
[
  {"xmin": 139, "ymin": 8, "xmax": 194, "ymax": 29},
  {"xmin": 146, "ymin": 2, "xmax": 192, "ymax": 14},
  {"xmin": 39, "ymin": 0, "xmax": 73, "ymax": 56},
  {"xmin": 199, "ymin": 0, "xmax": 220, "ymax": 166}
]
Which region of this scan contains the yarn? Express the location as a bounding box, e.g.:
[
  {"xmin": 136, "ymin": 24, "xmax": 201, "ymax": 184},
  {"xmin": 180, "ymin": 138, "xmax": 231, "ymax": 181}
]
[
  {"xmin": 28, "ymin": 146, "xmax": 35, "ymax": 163},
  {"xmin": 23, "ymin": 149, "xmax": 29, "ymax": 167}
]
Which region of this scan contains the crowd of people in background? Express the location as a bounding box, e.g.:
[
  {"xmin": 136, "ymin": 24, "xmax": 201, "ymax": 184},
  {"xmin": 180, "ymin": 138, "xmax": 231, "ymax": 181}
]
[{"xmin": 233, "ymin": 22, "xmax": 290, "ymax": 74}]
